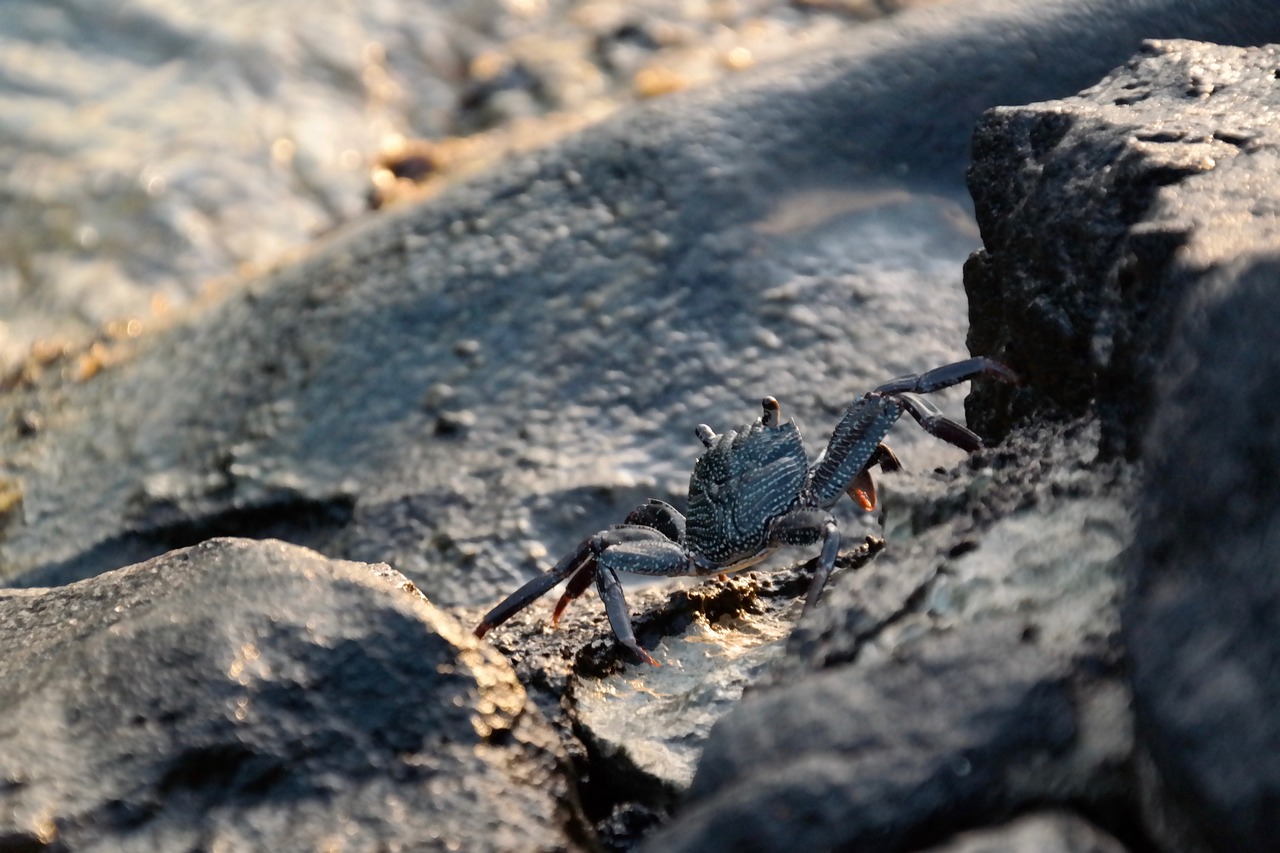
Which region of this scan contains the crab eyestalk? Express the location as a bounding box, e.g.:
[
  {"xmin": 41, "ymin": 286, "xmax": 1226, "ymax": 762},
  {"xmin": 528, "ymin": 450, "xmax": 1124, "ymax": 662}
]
[{"xmin": 761, "ymin": 396, "xmax": 782, "ymax": 428}]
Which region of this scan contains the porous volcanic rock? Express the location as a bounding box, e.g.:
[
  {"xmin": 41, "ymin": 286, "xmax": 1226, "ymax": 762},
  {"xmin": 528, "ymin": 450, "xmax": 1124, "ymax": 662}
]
[
  {"xmin": 0, "ymin": 538, "xmax": 584, "ymax": 852},
  {"xmin": 965, "ymin": 39, "xmax": 1280, "ymax": 458},
  {"xmin": 958, "ymin": 37, "xmax": 1280, "ymax": 851}
]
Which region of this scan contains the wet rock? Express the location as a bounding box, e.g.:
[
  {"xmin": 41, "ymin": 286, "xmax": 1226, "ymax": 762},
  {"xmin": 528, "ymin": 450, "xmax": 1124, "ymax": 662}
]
[
  {"xmin": 919, "ymin": 811, "xmax": 1130, "ymax": 853},
  {"xmin": 0, "ymin": 538, "xmax": 584, "ymax": 852},
  {"xmin": 476, "ymin": 540, "xmax": 882, "ymax": 821}
]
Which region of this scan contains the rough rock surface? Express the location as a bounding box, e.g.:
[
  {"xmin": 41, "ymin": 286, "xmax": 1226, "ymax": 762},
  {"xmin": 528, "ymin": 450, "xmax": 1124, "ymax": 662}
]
[
  {"xmin": 645, "ymin": 37, "xmax": 1280, "ymax": 853},
  {"xmin": 1129, "ymin": 255, "xmax": 1280, "ymax": 852},
  {"xmin": 644, "ymin": 422, "xmax": 1138, "ymax": 852},
  {"xmin": 0, "ymin": 538, "xmax": 584, "ymax": 852},
  {"xmin": 965, "ymin": 39, "xmax": 1280, "ymax": 458},
  {"xmin": 6, "ymin": 0, "xmax": 1280, "ymax": 605},
  {"xmin": 960, "ymin": 39, "xmax": 1280, "ymax": 850}
]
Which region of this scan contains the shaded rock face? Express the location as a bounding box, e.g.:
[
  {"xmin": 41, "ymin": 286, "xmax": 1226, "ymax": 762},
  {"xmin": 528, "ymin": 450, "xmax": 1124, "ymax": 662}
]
[
  {"xmin": 1128, "ymin": 255, "xmax": 1280, "ymax": 849},
  {"xmin": 958, "ymin": 40, "xmax": 1280, "ymax": 849},
  {"xmin": 0, "ymin": 538, "xmax": 584, "ymax": 852}
]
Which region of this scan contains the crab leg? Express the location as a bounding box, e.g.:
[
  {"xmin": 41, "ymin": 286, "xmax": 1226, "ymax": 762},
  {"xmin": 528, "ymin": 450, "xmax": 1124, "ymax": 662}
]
[
  {"xmin": 474, "ymin": 544, "xmax": 594, "ymax": 638},
  {"xmin": 553, "ymin": 499, "xmax": 688, "ymax": 626},
  {"xmin": 595, "ymin": 565, "xmax": 660, "ymax": 666},
  {"xmin": 764, "ymin": 509, "xmax": 840, "ymax": 612},
  {"xmin": 895, "ymin": 392, "xmax": 983, "ymax": 452},
  {"xmin": 551, "ymin": 562, "xmax": 597, "ymax": 628},
  {"xmin": 873, "ymin": 356, "xmax": 1017, "ymax": 395},
  {"xmin": 475, "ymin": 520, "xmax": 681, "ymax": 640}
]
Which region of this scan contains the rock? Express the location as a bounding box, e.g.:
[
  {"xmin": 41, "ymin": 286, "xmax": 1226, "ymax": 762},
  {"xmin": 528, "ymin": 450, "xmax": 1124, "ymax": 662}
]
[
  {"xmin": 0, "ymin": 538, "xmax": 584, "ymax": 852},
  {"xmin": 0, "ymin": 0, "xmax": 917, "ymax": 366},
  {"xmin": 965, "ymin": 39, "xmax": 1280, "ymax": 457},
  {"xmin": 1128, "ymin": 248, "xmax": 1280, "ymax": 847},
  {"xmin": 919, "ymin": 811, "xmax": 1130, "ymax": 853},
  {"xmin": 7, "ymin": 0, "xmax": 1280, "ymax": 608},
  {"xmin": 955, "ymin": 37, "xmax": 1280, "ymax": 851},
  {"xmin": 4, "ymin": 9, "xmax": 1280, "ymax": 853}
]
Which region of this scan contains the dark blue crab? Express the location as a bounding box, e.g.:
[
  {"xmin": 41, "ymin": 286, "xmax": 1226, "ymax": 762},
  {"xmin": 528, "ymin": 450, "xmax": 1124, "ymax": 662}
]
[{"xmin": 475, "ymin": 357, "xmax": 1016, "ymax": 665}]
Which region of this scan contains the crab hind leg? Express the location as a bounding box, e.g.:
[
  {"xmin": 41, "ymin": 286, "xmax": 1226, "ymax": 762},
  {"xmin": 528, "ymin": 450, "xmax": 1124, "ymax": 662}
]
[{"xmin": 474, "ymin": 543, "xmax": 596, "ymax": 638}]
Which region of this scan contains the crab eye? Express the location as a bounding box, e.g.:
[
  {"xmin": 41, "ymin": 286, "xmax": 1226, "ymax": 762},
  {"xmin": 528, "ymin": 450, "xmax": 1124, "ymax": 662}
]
[
  {"xmin": 695, "ymin": 424, "xmax": 717, "ymax": 448},
  {"xmin": 761, "ymin": 396, "xmax": 781, "ymax": 427}
]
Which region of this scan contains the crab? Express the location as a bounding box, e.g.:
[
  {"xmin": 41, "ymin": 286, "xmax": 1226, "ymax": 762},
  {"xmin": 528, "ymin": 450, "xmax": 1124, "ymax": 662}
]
[{"xmin": 474, "ymin": 357, "xmax": 1016, "ymax": 665}]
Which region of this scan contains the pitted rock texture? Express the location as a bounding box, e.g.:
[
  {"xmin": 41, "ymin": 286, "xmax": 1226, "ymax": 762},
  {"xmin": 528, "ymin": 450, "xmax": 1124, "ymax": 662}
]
[
  {"xmin": 956, "ymin": 38, "xmax": 1280, "ymax": 851},
  {"xmin": 965, "ymin": 39, "xmax": 1280, "ymax": 458},
  {"xmin": 0, "ymin": 538, "xmax": 583, "ymax": 852}
]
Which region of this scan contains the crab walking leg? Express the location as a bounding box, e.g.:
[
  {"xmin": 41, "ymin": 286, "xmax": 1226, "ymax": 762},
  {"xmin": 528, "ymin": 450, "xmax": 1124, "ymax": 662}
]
[
  {"xmin": 764, "ymin": 508, "xmax": 840, "ymax": 613},
  {"xmin": 595, "ymin": 564, "xmax": 661, "ymax": 666},
  {"xmin": 551, "ymin": 562, "xmax": 598, "ymax": 628},
  {"xmin": 475, "ymin": 545, "xmax": 594, "ymax": 638},
  {"xmin": 873, "ymin": 356, "xmax": 1018, "ymax": 395},
  {"xmin": 476, "ymin": 524, "xmax": 675, "ymax": 638},
  {"xmin": 895, "ymin": 392, "xmax": 983, "ymax": 452}
]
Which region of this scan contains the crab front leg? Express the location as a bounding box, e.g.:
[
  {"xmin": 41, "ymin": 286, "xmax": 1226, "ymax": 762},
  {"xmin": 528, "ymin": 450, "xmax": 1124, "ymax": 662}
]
[
  {"xmin": 550, "ymin": 499, "xmax": 686, "ymax": 627},
  {"xmin": 806, "ymin": 357, "xmax": 1017, "ymax": 509},
  {"xmin": 474, "ymin": 522, "xmax": 674, "ymax": 640}
]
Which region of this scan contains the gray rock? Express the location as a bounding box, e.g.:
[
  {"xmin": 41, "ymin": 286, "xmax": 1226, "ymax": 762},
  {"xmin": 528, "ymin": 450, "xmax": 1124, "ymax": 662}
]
[
  {"xmin": 0, "ymin": 538, "xmax": 584, "ymax": 852},
  {"xmin": 918, "ymin": 811, "xmax": 1129, "ymax": 853},
  {"xmin": 6, "ymin": 0, "xmax": 1279, "ymax": 609},
  {"xmin": 1128, "ymin": 253, "xmax": 1280, "ymax": 850},
  {"xmin": 954, "ymin": 37, "xmax": 1280, "ymax": 851},
  {"xmin": 965, "ymin": 39, "xmax": 1280, "ymax": 457}
]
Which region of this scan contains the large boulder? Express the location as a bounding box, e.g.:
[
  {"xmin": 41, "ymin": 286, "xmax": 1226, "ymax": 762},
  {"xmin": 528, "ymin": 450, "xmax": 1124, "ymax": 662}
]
[
  {"xmin": 961, "ymin": 38, "xmax": 1280, "ymax": 848},
  {"xmin": 646, "ymin": 37, "xmax": 1280, "ymax": 853},
  {"xmin": 0, "ymin": 538, "xmax": 584, "ymax": 851}
]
